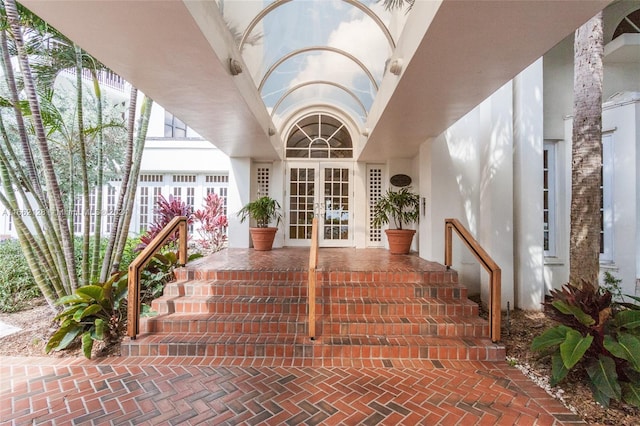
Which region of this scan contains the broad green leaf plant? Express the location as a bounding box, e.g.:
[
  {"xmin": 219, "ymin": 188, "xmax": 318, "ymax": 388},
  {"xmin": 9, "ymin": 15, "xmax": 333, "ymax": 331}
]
[
  {"xmin": 46, "ymin": 273, "xmax": 128, "ymax": 358},
  {"xmin": 532, "ymin": 283, "xmax": 640, "ymax": 407}
]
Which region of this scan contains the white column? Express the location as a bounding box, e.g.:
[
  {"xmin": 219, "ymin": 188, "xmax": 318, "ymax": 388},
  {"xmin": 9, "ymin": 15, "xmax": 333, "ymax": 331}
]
[
  {"xmin": 418, "ymin": 141, "xmax": 433, "ymax": 260},
  {"xmin": 479, "ymin": 82, "xmax": 515, "ymax": 310},
  {"xmin": 513, "ymin": 58, "xmax": 545, "ymax": 310},
  {"xmin": 227, "ymin": 157, "xmax": 252, "ymax": 248},
  {"xmin": 353, "ymin": 162, "xmax": 367, "ymax": 249},
  {"xmin": 271, "ymin": 160, "xmax": 285, "ymax": 248}
]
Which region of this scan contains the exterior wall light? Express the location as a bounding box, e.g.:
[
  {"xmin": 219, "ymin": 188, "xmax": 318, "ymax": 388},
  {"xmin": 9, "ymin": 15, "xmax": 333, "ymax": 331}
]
[
  {"xmin": 389, "ymin": 58, "xmax": 403, "ymax": 76},
  {"xmin": 229, "ymin": 58, "xmax": 243, "ymax": 76}
]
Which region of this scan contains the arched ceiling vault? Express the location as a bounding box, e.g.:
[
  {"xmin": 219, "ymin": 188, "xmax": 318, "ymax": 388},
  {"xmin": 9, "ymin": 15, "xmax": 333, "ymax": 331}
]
[{"xmin": 231, "ymin": 0, "xmax": 396, "ymax": 134}]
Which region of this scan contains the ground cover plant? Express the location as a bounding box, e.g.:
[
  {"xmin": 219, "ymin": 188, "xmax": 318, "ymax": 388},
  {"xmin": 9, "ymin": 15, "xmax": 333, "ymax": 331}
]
[
  {"xmin": 532, "ymin": 282, "xmax": 640, "ymax": 408},
  {"xmin": 43, "ymin": 192, "xmax": 225, "ymax": 358},
  {"xmin": 0, "ymin": 238, "xmax": 39, "ymax": 312},
  {"xmin": 45, "ymin": 273, "xmax": 127, "ymax": 358}
]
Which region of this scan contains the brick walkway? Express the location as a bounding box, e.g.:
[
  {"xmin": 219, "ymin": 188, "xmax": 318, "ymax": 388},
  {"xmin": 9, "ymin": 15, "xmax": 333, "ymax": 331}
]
[
  {"xmin": 1, "ymin": 356, "xmax": 583, "ymax": 425},
  {"xmin": 0, "ymin": 249, "xmax": 585, "ymax": 424}
]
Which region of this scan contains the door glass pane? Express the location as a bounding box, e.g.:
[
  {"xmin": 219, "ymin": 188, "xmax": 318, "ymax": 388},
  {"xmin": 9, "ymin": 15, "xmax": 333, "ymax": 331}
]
[
  {"xmin": 322, "ymin": 167, "xmax": 349, "ymax": 241},
  {"xmin": 289, "ymin": 168, "xmax": 315, "ymax": 240}
]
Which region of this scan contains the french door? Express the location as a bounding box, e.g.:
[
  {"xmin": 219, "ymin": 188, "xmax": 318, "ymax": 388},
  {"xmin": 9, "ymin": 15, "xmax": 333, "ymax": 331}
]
[{"xmin": 286, "ymin": 163, "xmax": 352, "ymax": 247}]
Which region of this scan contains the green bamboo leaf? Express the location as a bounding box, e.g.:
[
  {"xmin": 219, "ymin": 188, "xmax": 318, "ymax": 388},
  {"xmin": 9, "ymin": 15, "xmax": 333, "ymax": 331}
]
[
  {"xmin": 604, "ymin": 334, "xmax": 640, "ymax": 371},
  {"xmin": 622, "ymin": 382, "xmax": 640, "ymax": 408},
  {"xmin": 615, "ymin": 310, "xmax": 640, "ymax": 330},
  {"xmin": 81, "ymin": 332, "xmax": 93, "ymax": 359},
  {"xmin": 0, "ymin": 96, "xmax": 14, "ymax": 108},
  {"xmin": 532, "ymin": 326, "xmax": 570, "ymax": 351},
  {"xmin": 550, "ymin": 354, "xmax": 569, "ymax": 386},
  {"xmin": 552, "ymin": 300, "xmax": 595, "ymax": 325},
  {"xmin": 76, "ymin": 285, "xmax": 104, "ymax": 301},
  {"xmin": 586, "ymin": 356, "xmax": 621, "ymax": 406},
  {"xmin": 560, "ymin": 329, "xmax": 593, "ymax": 369}
]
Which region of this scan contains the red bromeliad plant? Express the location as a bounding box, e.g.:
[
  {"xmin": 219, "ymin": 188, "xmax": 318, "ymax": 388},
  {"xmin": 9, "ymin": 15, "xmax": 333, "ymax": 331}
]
[
  {"xmin": 532, "ymin": 283, "xmax": 640, "ymax": 408},
  {"xmin": 136, "ymin": 194, "xmax": 193, "ymax": 252},
  {"xmin": 194, "ymin": 192, "xmax": 228, "ymax": 252}
]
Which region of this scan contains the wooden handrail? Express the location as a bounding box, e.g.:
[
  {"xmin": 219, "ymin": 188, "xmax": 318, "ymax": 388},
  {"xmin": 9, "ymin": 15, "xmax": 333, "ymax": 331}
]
[
  {"xmin": 308, "ymin": 217, "xmax": 318, "ymax": 339},
  {"xmin": 444, "ymin": 218, "xmax": 501, "ymax": 342},
  {"xmin": 127, "ymin": 215, "xmax": 188, "ymax": 339}
]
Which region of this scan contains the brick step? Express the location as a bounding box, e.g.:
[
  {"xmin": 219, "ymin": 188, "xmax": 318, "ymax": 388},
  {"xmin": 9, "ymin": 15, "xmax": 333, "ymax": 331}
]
[
  {"xmin": 317, "ymin": 297, "xmax": 479, "ymax": 317},
  {"xmin": 141, "ymin": 313, "xmax": 307, "ymax": 335},
  {"xmin": 322, "ymin": 314, "xmax": 489, "ymax": 337},
  {"xmin": 151, "ymin": 295, "xmax": 479, "ymax": 317},
  {"xmin": 141, "ymin": 312, "xmax": 488, "ymax": 338},
  {"xmin": 162, "ymin": 280, "xmax": 468, "ymax": 300},
  {"xmin": 151, "ymin": 296, "xmax": 308, "ymax": 315},
  {"xmin": 321, "ymin": 283, "xmax": 468, "ymax": 300},
  {"xmin": 174, "ymin": 269, "xmax": 458, "ymax": 285},
  {"xmin": 121, "ymin": 333, "xmax": 505, "ymax": 361},
  {"xmin": 162, "ymin": 280, "xmax": 308, "ymax": 298}
]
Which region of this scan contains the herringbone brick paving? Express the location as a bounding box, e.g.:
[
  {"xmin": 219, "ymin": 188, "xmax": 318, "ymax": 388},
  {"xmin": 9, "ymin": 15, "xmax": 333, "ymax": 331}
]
[
  {"xmin": 0, "ymin": 249, "xmax": 585, "ymax": 424},
  {"xmin": 1, "ymin": 356, "xmax": 584, "ymax": 425}
]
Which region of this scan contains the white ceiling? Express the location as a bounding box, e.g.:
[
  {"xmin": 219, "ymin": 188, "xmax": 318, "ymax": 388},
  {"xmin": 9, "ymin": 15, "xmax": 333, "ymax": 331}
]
[{"xmin": 21, "ymin": 0, "xmax": 612, "ymax": 162}]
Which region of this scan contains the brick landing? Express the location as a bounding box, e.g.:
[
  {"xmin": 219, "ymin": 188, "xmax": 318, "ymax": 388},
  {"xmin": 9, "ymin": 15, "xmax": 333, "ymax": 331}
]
[{"xmin": 1, "ymin": 356, "xmax": 585, "ymax": 425}]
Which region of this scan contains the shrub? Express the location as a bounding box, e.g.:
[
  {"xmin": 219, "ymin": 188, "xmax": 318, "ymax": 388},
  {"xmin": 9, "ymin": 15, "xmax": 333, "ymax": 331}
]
[
  {"xmin": 46, "ymin": 273, "xmax": 128, "ymax": 358},
  {"xmin": 532, "ymin": 283, "xmax": 640, "ymax": 408},
  {"xmin": 0, "ymin": 239, "xmax": 40, "ymax": 312},
  {"xmin": 194, "ymin": 192, "xmax": 228, "ymax": 252},
  {"xmin": 140, "ymin": 251, "xmax": 202, "ymax": 306},
  {"xmin": 119, "ymin": 237, "xmax": 141, "ymax": 271},
  {"xmin": 137, "ymin": 194, "xmax": 193, "ymax": 252},
  {"xmin": 602, "ymin": 271, "xmax": 624, "ymax": 306}
]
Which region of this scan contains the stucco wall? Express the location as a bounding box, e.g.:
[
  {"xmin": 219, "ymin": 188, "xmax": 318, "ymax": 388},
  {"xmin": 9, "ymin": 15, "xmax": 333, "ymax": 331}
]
[{"xmin": 420, "ymin": 82, "xmax": 515, "ymax": 310}]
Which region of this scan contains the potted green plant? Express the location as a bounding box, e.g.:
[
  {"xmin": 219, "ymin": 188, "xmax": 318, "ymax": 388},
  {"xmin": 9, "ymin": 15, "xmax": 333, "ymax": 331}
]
[
  {"xmin": 372, "ymin": 186, "xmax": 420, "ymax": 254},
  {"xmin": 237, "ymin": 195, "xmax": 283, "ymax": 251}
]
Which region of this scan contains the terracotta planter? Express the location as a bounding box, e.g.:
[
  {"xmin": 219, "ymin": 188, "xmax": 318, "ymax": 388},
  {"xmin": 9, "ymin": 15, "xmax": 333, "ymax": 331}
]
[
  {"xmin": 385, "ymin": 229, "xmax": 416, "ymax": 255},
  {"xmin": 250, "ymin": 227, "xmax": 278, "ymax": 251}
]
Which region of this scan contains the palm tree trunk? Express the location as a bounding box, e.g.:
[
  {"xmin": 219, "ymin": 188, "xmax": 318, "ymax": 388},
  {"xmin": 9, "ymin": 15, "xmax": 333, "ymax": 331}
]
[
  {"xmin": 570, "ymin": 12, "xmax": 603, "ymax": 288},
  {"xmin": 90, "ymin": 69, "xmax": 104, "ymax": 282},
  {"xmin": 0, "ymin": 27, "xmax": 43, "ymax": 200},
  {"xmin": 0, "ymin": 160, "xmax": 62, "ymax": 309},
  {"xmin": 75, "ymin": 45, "xmax": 91, "ymax": 287},
  {"xmin": 0, "ymin": 115, "xmax": 70, "ymax": 296},
  {"xmin": 5, "ymin": 0, "xmax": 78, "ymax": 291},
  {"xmin": 112, "ymin": 95, "xmax": 153, "ymax": 272},
  {"xmin": 100, "ymin": 86, "xmax": 137, "ymax": 281}
]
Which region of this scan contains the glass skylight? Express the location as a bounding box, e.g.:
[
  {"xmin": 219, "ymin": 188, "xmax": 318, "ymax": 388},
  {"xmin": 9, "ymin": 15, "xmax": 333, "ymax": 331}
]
[{"xmin": 218, "ymin": 0, "xmax": 405, "ymax": 133}]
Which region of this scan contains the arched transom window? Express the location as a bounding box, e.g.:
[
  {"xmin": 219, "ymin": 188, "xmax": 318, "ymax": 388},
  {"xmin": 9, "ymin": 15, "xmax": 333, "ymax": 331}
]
[
  {"xmin": 612, "ymin": 9, "xmax": 640, "ymax": 40},
  {"xmin": 286, "ymin": 114, "xmax": 353, "ymax": 159}
]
